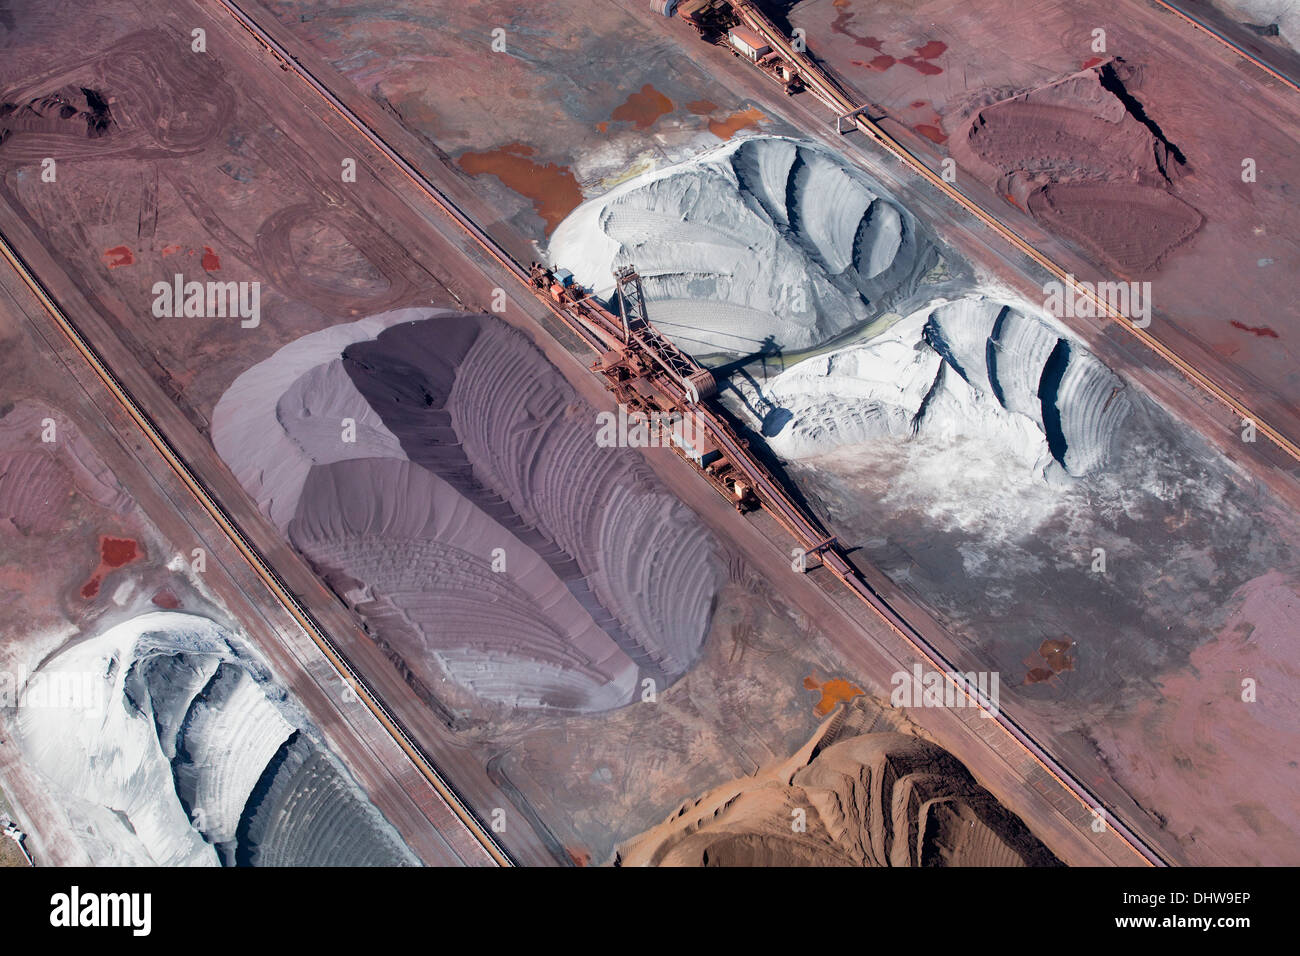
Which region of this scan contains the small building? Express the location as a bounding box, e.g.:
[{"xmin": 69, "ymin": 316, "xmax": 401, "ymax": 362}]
[{"xmin": 727, "ymin": 27, "xmax": 771, "ymax": 62}]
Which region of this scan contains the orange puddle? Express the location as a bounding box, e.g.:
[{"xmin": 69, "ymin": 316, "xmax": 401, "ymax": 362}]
[
  {"xmin": 457, "ymin": 142, "xmax": 583, "ymax": 233},
  {"xmin": 1025, "ymin": 637, "xmax": 1075, "ymax": 683},
  {"xmin": 610, "ymin": 84, "xmax": 674, "ymax": 130},
  {"xmin": 708, "ymin": 107, "xmax": 765, "ymax": 140},
  {"xmin": 102, "ymin": 245, "xmax": 134, "ymax": 268},
  {"xmin": 803, "ymin": 673, "xmax": 864, "ymax": 716}
]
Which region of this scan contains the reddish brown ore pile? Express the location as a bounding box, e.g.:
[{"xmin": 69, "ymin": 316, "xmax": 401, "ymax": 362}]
[{"xmin": 953, "ymin": 61, "xmax": 1203, "ymax": 272}]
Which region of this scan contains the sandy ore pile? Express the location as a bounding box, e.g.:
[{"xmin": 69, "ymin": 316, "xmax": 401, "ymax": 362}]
[
  {"xmin": 952, "ymin": 61, "xmax": 1202, "ymax": 272},
  {"xmin": 617, "ymin": 703, "xmax": 1059, "ymax": 867},
  {"xmin": 550, "ymin": 136, "xmax": 936, "ymax": 356},
  {"xmin": 213, "ymin": 310, "xmax": 722, "ymax": 715},
  {"xmin": 760, "ymin": 296, "xmax": 1132, "ymax": 479},
  {"xmin": 15, "ymin": 612, "xmax": 414, "ymax": 866}
]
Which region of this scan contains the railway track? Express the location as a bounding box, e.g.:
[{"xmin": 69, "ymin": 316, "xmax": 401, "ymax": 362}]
[
  {"xmin": 0, "ymin": 226, "xmax": 512, "ymax": 868},
  {"xmin": 729, "ymin": 0, "xmax": 1300, "ymax": 467},
  {"xmin": 211, "ymin": 0, "xmax": 1171, "ymax": 866}
]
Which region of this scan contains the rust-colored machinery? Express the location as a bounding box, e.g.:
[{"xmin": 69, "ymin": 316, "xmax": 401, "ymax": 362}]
[{"xmin": 529, "ymin": 261, "xmax": 759, "ymax": 511}]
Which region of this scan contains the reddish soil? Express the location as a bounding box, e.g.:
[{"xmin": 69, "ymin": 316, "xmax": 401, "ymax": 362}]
[
  {"xmin": 201, "ymin": 246, "xmax": 221, "ymax": 271},
  {"xmin": 1026, "ymin": 181, "xmax": 1203, "ymax": 272},
  {"xmin": 853, "ymin": 55, "xmax": 895, "ymax": 71},
  {"xmin": 899, "ymin": 56, "xmax": 943, "ymax": 76},
  {"xmin": 915, "ymin": 124, "xmax": 946, "ymax": 144},
  {"xmin": 838, "ymin": 16, "xmax": 945, "ymax": 75}
]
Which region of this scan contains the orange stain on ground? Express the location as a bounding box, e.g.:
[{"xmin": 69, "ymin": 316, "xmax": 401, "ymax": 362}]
[
  {"xmin": 915, "ymin": 123, "xmax": 947, "ymax": 144},
  {"xmin": 610, "ymin": 84, "xmax": 674, "ymax": 130},
  {"xmin": 1025, "ymin": 637, "xmax": 1075, "ymax": 684},
  {"xmin": 457, "ymin": 142, "xmax": 583, "ymax": 233},
  {"xmin": 708, "ymin": 107, "xmax": 765, "ymax": 140},
  {"xmin": 803, "ymin": 673, "xmax": 864, "ymax": 716}
]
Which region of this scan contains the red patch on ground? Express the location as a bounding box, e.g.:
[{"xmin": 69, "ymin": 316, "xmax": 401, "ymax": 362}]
[
  {"xmin": 913, "ymin": 40, "xmax": 947, "ymax": 59},
  {"xmin": 201, "ymin": 246, "xmax": 221, "ymax": 271},
  {"xmin": 853, "ymin": 54, "xmax": 896, "ymax": 71},
  {"xmin": 80, "ymin": 535, "xmax": 142, "ymax": 600},
  {"xmin": 596, "ymin": 121, "xmax": 608, "ymax": 133},
  {"xmin": 101, "ymin": 536, "xmax": 140, "ymax": 567},
  {"xmin": 686, "ymin": 99, "xmax": 718, "ymax": 115},
  {"xmin": 830, "ymin": 1, "xmax": 885, "ymax": 51},
  {"xmin": 151, "ymin": 588, "xmax": 182, "ymax": 609},
  {"xmin": 915, "ymin": 124, "xmax": 947, "ymax": 144},
  {"xmin": 161, "ymin": 244, "xmax": 180, "ymax": 257},
  {"xmin": 900, "ymin": 55, "xmax": 943, "ymax": 75},
  {"xmin": 1081, "ymin": 56, "xmax": 1104, "ymax": 69},
  {"xmin": 610, "ymin": 84, "xmax": 674, "ymax": 130},
  {"xmin": 102, "ymin": 245, "xmax": 134, "ymax": 268},
  {"xmin": 910, "ymin": 99, "xmax": 928, "ymax": 110},
  {"xmin": 1230, "ymin": 320, "xmax": 1279, "ymax": 338},
  {"xmin": 457, "ymin": 143, "xmax": 583, "ymax": 233}
]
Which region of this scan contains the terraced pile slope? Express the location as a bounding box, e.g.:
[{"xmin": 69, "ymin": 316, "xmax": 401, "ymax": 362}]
[
  {"xmin": 213, "ymin": 310, "xmax": 723, "ymax": 715},
  {"xmin": 15, "ymin": 612, "xmax": 414, "ymax": 867},
  {"xmin": 550, "ymin": 136, "xmax": 936, "ymax": 355},
  {"xmin": 762, "ymin": 296, "xmax": 1132, "ymax": 479},
  {"xmin": 617, "ymin": 705, "xmax": 1059, "ymax": 867}
]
